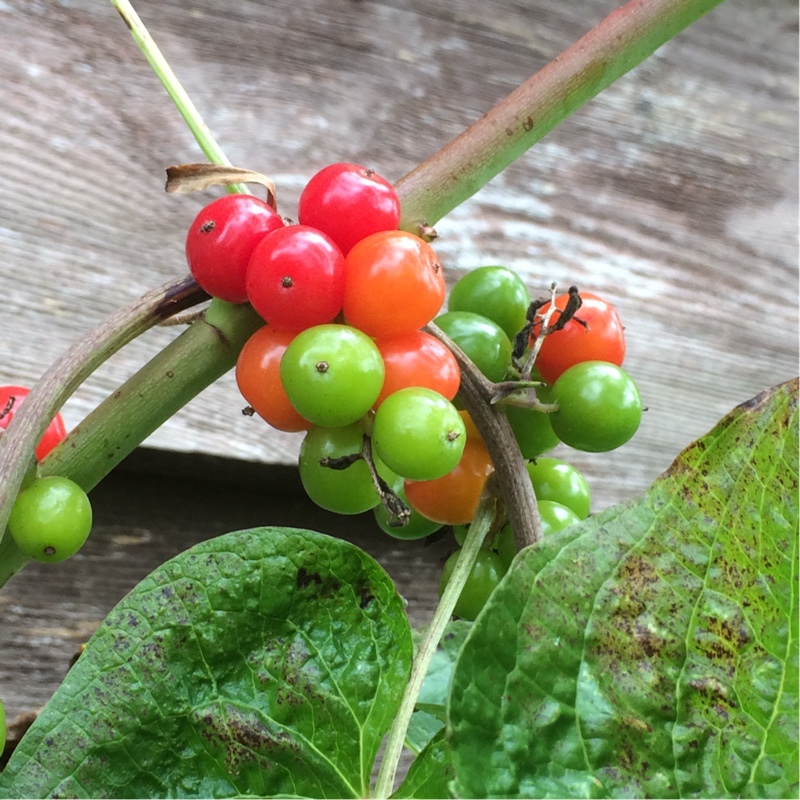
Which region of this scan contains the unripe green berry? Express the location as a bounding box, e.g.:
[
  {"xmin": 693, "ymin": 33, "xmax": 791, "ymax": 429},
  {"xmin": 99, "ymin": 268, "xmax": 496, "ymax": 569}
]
[{"xmin": 8, "ymin": 476, "xmax": 92, "ymax": 563}]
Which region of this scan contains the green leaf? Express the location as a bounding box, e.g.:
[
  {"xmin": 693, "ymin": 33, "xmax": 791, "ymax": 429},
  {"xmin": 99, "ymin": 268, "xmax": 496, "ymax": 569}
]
[
  {"xmin": 0, "ymin": 527, "xmax": 412, "ymax": 799},
  {"xmin": 393, "ymin": 731, "xmax": 455, "ymax": 799},
  {"xmin": 406, "ymin": 710, "xmax": 445, "ymax": 756},
  {"xmin": 417, "ymin": 620, "xmax": 472, "ymax": 720},
  {"xmin": 449, "ymin": 379, "xmax": 799, "ymax": 798}
]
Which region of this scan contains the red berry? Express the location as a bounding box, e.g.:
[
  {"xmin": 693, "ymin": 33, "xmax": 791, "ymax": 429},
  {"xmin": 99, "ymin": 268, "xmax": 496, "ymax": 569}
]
[
  {"xmin": 532, "ymin": 292, "xmax": 625, "ymax": 384},
  {"xmin": 246, "ymin": 225, "xmax": 346, "ymax": 333},
  {"xmin": 0, "ymin": 385, "xmax": 67, "ymax": 461},
  {"xmin": 298, "ymin": 163, "xmax": 401, "ymax": 255},
  {"xmin": 185, "ymin": 194, "xmax": 284, "ymax": 303},
  {"xmin": 235, "ymin": 326, "xmax": 312, "ymax": 433},
  {"xmin": 404, "ymin": 437, "xmax": 494, "ymax": 525}
]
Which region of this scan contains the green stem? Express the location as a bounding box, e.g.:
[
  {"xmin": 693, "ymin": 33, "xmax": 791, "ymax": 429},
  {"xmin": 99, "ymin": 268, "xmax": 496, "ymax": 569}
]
[
  {"xmin": 397, "ymin": 0, "xmax": 726, "ymax": 232},
  {"xmin": 372, "ymin": 486, "xmax": 498, "ymax": 799},
  {"xmin": 110, "ymin": 0, "xmax": 250, "ymax": 194},
  {"xmin": 0, "ymin": 538, "xmax": 28, "ymax": 589},
  {"xmin": 39, "ymin": 301, "xmax": 263, "ymax": 490},
  {"xmin": 0, "ymin": 277, "xmax": 205, "ymax": 536},
  {"xmin": 0, "ymin": 300, "xmax": 263, "ymax": 587}
]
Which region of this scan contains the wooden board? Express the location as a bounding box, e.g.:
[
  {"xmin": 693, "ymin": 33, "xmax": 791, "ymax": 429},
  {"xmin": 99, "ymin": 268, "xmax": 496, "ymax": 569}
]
[{"xmin": 0, "ymin": 0, "xmax": 796, "ymax": 511}]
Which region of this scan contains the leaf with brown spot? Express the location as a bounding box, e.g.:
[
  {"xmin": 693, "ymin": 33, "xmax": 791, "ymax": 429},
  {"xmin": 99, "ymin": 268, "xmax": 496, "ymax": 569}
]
[
  {"xmin": 0, "ymin": 528, "xmax": 412, "ymax": 798},
  {"xmin": 449, "ymin": 379, "xmax": 799, "ymax": 798}
]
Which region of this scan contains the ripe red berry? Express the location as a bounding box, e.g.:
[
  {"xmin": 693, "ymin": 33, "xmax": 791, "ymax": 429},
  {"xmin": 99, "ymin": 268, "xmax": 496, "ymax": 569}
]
[
  {"xmin": 374, "ymin": 330, "xmax": 460, "ymax": 407},
  {"xmin": 185, "ymin": 194, "xmax": 284, "ymax": 303},
  {"xmin": 246, "ymin": 225, "xmax": 346, "ymax": 333},
  {"xmin": 0, "ymin": 385, "xmax": 67, "ymax": 461},
  {"xmin": 298, "ymin": 163, "xmax": 401, "ymax": 255}
]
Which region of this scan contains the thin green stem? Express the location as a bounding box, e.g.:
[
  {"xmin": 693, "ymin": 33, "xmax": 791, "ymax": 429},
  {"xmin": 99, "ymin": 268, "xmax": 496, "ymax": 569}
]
[
  {"xmin": 372, "ymin": 486, "xmax": 498, "ymax": 799},
  {"xmin": 110, "ymin": 0, "xmax": 250, "ymax": 194},
  {"xmin": 396, "ymin": 0, "xmax": 726, "ymax": 232},
  {"xmin": 0, "ymin": 537, "xmax": 28, "ymax": 589}
]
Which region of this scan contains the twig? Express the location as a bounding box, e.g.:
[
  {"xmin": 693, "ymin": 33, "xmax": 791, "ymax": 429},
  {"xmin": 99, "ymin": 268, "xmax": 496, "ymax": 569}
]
[
  {"xmin": 110, "ymin": 0, "xmax": 250, "ymax": 194},
  {"xmin": 372, "ymin": 483, "xmax": 498, "ymax": 798},
  {"xmin": 396, "ymin": 0, "xmax": 727, "ymax": 231},
  {"xmin": 521, "ymin": 283, "xmax": 560, "ymax": 380},
  {"xmin": 425, "ymin": 322, "xmax": 542, "ymax": 551},
  {"xmin": 159, "ymin": 310, "xmax": 206, "ymax": 326}
]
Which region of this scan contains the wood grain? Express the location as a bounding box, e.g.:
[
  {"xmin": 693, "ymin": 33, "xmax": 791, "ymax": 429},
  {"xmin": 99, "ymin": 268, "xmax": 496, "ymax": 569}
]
[
  {"xmin": 0, "ymin": 0, "xmax": 796, "ymax": 509},
  {"xmin": 0, "ymin": 0, "xmax": 797, "ymax": 744}
]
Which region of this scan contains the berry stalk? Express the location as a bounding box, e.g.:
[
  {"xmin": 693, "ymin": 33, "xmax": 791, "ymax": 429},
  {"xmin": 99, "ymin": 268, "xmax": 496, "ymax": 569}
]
[
  {"xmin": 425, "ymin": 322, "xmax": 543, "ymax": 551},
  {"xmin": 372, "ymin": 483, "xmax": 499, "ymax": 798}
]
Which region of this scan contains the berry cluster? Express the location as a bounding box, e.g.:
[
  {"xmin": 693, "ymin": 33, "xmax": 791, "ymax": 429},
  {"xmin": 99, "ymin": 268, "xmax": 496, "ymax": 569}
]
[
  {"xmin": 0, "ymin": 385, "xmax": 93, "ymax": 563},
  {"xmin": 184, "ymin": 163, "xmax": 643, "ymax": 623},
  {"xmin": 185, "ymin": 163, "xmax": 466, "ymax": 517},
  {"xmin": 432, "ymin": 267, "xmax": 642, "ymax": 618}
]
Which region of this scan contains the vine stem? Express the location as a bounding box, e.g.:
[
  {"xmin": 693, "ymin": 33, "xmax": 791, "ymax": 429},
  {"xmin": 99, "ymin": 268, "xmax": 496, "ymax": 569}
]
[
  {"xmin": 372, "ymin": 484, "xmax": 498, "ymax": 799},
  {"xmin": 110, "ymin": 0, "xmax": 250, "ymax": 194},
  {"xmin": 425, "ymin": 323, "xmax": 543, "ymax": 551},
  {"xmin": 397, "ymin": 0, "xmax": 727, "ymax": 233},
  {"xmin": 0, "ymin": 278, "xmax": 208, "ymax": 563}
]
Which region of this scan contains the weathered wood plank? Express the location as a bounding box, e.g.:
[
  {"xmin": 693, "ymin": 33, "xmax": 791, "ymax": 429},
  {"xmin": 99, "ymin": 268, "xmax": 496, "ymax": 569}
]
[{"xmin": 0, "ymin": 0, "xmax": 796, "ymax": 511}]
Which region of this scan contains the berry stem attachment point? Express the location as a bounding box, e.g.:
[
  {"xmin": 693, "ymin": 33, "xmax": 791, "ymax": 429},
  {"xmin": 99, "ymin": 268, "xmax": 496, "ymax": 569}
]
[{"xmin": 492, "ymin": 382, "xmax": 559, "ymax": 412}]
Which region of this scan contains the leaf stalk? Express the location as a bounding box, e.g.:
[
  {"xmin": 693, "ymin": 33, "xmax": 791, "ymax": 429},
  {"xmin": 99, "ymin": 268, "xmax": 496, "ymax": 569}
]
[{"xmin": 372, "ymin": 484, "xmax": 499, "ymax": 798}]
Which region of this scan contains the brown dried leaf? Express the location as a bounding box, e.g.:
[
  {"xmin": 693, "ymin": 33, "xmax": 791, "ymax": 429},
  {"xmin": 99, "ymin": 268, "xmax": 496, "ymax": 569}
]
[{"xmin": 165, "ymin": 164, "xmax": 276, "ymax": 208}]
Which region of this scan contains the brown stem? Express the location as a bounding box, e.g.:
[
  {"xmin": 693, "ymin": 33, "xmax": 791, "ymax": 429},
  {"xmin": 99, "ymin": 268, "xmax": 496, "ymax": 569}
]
[{"xmin": 425, "ymin": 323, "xmax": 542, "ymax": 550}]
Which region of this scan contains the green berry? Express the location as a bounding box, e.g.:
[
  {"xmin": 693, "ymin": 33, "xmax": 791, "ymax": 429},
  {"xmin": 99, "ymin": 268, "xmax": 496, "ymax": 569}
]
[
  {"xmin": 8, "ymin": 476, "xmax": 92, "ymax": 563},
  {"xmin": 438, "ymin": 548, "xmax": 505, "ymax": 621}
]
